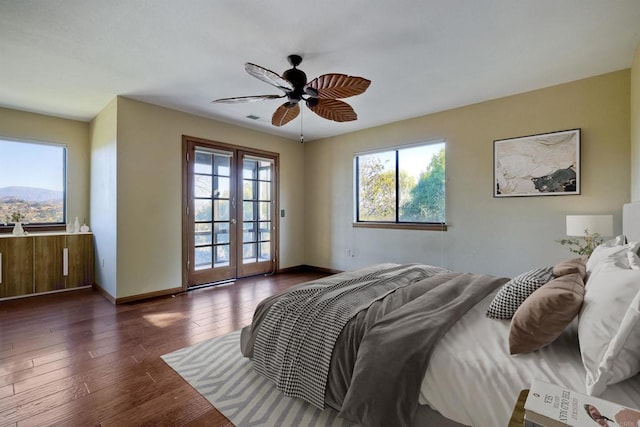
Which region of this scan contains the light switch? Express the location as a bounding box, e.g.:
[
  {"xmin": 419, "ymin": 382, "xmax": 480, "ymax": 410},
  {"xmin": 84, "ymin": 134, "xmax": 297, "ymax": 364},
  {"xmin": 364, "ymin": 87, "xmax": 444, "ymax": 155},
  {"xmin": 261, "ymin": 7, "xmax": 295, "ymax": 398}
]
[{"xmin": 280, "ymin": 209, "xmax": 285, "ymax": 218}]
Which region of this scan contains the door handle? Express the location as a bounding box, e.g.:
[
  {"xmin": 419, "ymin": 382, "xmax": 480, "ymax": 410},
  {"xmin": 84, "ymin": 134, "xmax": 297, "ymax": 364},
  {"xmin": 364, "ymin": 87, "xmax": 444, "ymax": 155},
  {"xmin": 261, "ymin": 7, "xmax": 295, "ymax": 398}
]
[
  {"xmin": 63, "ymin": 248, "xmax": 69, "ymax": 276},
  {"xmin": 230, "ymin": 219, "xmax": 237, "ymax": 224}
]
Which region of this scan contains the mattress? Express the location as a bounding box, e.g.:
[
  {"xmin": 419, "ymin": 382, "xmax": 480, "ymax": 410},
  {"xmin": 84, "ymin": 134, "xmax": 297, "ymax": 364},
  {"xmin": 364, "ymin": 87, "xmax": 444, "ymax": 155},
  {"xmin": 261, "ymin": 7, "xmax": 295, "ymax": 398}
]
[{"xmin": 419, "ymin": 290, "xmax": 640, "ymax": 427}]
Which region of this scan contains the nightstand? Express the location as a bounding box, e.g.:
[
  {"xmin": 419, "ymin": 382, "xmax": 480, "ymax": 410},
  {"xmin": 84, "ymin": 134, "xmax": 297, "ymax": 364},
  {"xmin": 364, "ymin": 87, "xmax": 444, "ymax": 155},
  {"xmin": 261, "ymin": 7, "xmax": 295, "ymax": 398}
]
[{"xmin": 508, "ymin": 389, "xmax": 530, "ymax": 427}]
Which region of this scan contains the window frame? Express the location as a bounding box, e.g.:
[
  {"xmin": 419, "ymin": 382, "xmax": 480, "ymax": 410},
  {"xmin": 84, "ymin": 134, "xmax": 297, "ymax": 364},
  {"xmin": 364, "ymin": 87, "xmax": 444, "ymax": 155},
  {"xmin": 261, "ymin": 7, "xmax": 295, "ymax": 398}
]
[
  {"xmin": 353, "ymin": 141, "xmax": 447, "ymax": 231},
  {"xmin": 0, "ymin": 137, "xmax": 68, "ymax": 233}
]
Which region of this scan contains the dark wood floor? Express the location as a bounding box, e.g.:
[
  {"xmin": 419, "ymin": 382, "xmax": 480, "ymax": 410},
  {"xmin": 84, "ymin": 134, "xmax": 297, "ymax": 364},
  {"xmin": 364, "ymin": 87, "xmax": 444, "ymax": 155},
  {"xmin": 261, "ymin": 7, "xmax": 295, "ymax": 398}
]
[{"xmin": 0, "ymin": 270, "xmax": 329, "ymax": 426}]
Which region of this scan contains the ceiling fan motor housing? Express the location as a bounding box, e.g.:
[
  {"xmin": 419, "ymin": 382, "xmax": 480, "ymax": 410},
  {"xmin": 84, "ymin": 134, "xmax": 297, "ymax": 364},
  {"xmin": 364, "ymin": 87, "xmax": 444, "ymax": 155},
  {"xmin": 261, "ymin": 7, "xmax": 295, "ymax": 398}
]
[{"xmin": 282, "ymin": 67, "xmax": 307, "ymax": 104}]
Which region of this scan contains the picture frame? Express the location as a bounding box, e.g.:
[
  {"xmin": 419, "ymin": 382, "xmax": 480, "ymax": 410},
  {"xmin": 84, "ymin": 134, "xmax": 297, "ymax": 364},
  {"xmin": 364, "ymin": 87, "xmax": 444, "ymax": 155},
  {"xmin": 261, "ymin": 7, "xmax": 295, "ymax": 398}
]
[{"xmin": 494, "ymin": 128, "xmax": 580, "ymax": 197}]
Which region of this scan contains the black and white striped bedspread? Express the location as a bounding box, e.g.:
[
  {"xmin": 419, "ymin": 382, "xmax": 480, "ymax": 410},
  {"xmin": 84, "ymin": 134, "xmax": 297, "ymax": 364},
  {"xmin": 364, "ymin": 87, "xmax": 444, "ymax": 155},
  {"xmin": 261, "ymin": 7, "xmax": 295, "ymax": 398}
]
[{"xmin": 252, "ymin": 263, "xmax": 447, "ymax": 409}]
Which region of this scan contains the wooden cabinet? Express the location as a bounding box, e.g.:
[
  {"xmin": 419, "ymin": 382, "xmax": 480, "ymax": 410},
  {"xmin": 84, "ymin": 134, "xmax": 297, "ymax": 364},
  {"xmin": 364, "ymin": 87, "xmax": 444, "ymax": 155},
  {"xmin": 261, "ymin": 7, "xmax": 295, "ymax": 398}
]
[
  {"xmin": 66, "ymin": 234, "xmax": 95, "ymax": 288},
  {"xmin": 34, "ymin": 235, "xmax": 66, "ymax": 293},
  {"xmin": 0, "ymin": 236, "xmax": 34, "ymax": 298},
  {"xmin": 0, "ymin": 232, "xmax": 94, "ymax": 299}
]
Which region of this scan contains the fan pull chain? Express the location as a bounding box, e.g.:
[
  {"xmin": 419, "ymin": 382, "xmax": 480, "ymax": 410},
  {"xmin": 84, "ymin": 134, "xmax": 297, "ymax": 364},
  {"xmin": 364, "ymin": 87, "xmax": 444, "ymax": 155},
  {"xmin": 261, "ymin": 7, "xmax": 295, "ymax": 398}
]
[{"xmin": 299, "ymin": 105, "xmax": 304, "ymax": 143}]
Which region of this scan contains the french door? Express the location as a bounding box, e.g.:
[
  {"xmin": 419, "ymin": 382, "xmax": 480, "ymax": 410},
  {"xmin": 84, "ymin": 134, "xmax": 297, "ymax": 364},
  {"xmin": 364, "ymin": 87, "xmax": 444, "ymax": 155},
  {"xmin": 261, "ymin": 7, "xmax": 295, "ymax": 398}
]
[{"xmin": 183, "ymin": 136, "xmax": 278, "ymax": 287}]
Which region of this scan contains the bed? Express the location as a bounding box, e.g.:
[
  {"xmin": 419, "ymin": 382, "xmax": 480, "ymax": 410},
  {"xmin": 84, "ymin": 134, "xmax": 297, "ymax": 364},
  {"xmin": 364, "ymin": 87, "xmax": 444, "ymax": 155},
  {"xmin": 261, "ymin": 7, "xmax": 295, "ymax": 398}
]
[{"xmin": 240, "ymin": 202, "xmax": 640, "ymax": 427}]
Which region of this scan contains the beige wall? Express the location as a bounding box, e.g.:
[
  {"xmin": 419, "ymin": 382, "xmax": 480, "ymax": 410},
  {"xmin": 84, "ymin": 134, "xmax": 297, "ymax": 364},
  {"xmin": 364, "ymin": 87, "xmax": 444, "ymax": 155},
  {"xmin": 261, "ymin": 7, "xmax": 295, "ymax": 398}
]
[
  {"xmin": 631, "ymin": 43, "xmax": 640, "ymax": 201},
  {"xmin": 89, "ymin": 99, "xmax": 118, "ymax": 297},
  {"xmin": 0, "ymin": 108, "xmax": 90, "ymax": 226},
  {"xmin": 2, "ymin": 64, "xmax": 635, "ymax": 297},
  {"xmin": 305, "ymin": 70, "xmax": 631, "ymax": 277},
  {"xmin": 112, "ymin": 97, "xmax": 304, "ymax": 299}
]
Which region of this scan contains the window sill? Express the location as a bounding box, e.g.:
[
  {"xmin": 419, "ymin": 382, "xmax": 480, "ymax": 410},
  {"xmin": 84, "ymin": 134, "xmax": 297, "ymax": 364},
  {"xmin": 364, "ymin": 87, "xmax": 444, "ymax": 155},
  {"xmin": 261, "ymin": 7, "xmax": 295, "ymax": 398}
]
[
  {"xmin": 352, "ymin": 222, "xmax": 448, "ymax": 231},
  {"xmin": 0, "ymin": 224, "xmax": 67, "ymax": 234}
]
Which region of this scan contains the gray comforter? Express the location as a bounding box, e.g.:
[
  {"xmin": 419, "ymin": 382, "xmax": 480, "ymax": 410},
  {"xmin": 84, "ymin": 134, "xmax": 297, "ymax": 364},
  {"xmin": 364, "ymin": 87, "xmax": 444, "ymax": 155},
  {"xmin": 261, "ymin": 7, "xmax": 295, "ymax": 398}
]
[{"xmin": 240, "ymin": 264, "xmax": 508, "ymax": 427}]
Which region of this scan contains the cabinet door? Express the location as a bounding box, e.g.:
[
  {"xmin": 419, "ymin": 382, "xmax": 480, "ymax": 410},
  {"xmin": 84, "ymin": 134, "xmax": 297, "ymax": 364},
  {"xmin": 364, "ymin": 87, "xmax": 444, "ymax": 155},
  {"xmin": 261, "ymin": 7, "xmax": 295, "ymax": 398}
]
[
  {"xmin": 34, "ymin": 235, "xmax": 66, "ymax": 293},
  {"xmin": 66, "ymin": 234, "xmax": 95, "ymax": 288},
  {"xmin": 0, "ymin": 237, "xmax": 34, "ymax": 298}
]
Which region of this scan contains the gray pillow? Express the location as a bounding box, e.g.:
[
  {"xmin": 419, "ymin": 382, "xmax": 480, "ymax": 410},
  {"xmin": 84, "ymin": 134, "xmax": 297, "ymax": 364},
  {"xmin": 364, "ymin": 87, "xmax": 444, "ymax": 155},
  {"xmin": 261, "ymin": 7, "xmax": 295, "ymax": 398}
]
[{"xmin": 486, "ymin": 266, "xmax": 554, "ymax": 320}]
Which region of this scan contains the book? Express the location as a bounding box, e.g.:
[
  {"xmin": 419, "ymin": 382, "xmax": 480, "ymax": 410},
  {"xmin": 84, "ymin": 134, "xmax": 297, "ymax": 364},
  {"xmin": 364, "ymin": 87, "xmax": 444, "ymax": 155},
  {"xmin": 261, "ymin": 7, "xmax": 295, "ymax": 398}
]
[{"xmin": 524, "ymin": 379, "xmax": 640, "ymax": 427}]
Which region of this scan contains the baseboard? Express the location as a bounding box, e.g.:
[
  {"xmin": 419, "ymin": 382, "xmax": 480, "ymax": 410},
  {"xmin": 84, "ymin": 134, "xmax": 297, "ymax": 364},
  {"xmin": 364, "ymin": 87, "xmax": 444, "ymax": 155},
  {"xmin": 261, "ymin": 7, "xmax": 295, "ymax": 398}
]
[
  {"xmin": 92, "ymin": 283, "xmax": 116, "ymax": 304},
  {"xmin": 115, "ymin": 286, "xmax": 184, "ymax": 304},
  {"xmin": 93, "ymin": 283, "xmax": 183, "ymax": 305},
  {"xmin": 93, "ymin": 266, "xmax": 340, "ymax": 305}
]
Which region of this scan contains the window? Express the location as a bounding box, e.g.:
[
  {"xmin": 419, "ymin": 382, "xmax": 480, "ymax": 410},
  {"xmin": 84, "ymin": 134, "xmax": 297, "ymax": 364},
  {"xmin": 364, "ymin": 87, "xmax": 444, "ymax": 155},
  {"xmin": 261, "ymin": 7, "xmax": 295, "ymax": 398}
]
[
  {"xmin": 0, "ymin": 138, "xmax": 66, "ymax": 228},
  {"xmin": 355, "ymin": 141, "xmax": 445, "ymax": 228}
]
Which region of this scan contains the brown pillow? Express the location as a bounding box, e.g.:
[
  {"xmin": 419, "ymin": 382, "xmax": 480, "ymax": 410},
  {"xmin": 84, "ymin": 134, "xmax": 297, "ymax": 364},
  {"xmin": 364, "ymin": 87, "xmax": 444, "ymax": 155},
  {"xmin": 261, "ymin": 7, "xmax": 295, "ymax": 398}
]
[
  {"xmin": 508, "ymin": 273, "xmax": 585, "ymax": 355},
  {"xmin": 552, "ymin": 258, "xmax": 586, "ymax": 279}
]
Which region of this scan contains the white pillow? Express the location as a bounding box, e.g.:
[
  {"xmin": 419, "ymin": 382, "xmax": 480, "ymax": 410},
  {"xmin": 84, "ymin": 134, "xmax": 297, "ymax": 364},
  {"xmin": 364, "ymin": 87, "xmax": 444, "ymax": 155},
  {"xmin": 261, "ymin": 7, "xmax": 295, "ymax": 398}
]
[
  {"xmin": 628, "ymin": 250, "xmax": 640, "ymax": 270},
  {"xmin": 579, "ymin": 260, "xmax": 640, "ymax": 395},
  {"xmin": 586, "ymin": 241, "xmax": 640, "ymax": 274}
]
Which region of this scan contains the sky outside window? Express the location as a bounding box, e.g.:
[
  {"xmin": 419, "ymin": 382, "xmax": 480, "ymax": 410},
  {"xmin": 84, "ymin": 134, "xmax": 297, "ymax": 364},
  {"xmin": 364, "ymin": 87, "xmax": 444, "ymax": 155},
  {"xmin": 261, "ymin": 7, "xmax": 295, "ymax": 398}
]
[{"xmin": 0, "ymin": 140, "xmax": 65, "ymax": 191}]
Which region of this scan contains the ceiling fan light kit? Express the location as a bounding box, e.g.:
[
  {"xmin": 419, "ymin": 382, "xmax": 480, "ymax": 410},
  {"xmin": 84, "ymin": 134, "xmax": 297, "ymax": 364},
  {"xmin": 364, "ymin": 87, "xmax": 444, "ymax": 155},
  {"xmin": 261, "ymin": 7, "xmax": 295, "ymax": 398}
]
[{"xmin": 212, "ymin": 54, "xmax": 371, "ymax": 132}]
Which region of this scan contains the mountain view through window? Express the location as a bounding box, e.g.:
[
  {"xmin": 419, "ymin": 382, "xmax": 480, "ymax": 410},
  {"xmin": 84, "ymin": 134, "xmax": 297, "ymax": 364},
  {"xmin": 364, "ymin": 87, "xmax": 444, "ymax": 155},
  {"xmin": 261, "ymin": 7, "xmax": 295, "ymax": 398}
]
[{"xmin": 0, "ymin": 139, "xmax": 66, "ymax": 225}]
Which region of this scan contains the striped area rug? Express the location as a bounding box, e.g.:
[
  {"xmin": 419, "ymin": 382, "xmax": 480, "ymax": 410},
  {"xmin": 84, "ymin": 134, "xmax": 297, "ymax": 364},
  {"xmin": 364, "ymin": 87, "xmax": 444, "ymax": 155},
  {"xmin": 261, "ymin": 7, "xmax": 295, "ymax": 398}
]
[{"xmin": 161, "ymin": 330, "xmax": 356, "ymax": 427}]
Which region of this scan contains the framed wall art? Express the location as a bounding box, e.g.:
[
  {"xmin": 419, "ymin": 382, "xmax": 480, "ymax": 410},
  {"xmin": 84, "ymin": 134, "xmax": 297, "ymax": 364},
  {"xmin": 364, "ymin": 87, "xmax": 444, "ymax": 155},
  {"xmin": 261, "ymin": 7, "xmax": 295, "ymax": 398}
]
[{"xmin": 494, "ymin": 128, "xmax": 580, "ymax": 197}]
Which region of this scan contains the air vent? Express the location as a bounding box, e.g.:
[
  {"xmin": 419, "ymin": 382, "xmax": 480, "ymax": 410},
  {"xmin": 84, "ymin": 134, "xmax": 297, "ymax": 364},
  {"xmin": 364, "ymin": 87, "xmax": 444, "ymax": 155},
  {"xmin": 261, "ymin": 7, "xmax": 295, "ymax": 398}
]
[{"xmin": 246, "ymin": 114, "xmax": 260, "ymax": 120}]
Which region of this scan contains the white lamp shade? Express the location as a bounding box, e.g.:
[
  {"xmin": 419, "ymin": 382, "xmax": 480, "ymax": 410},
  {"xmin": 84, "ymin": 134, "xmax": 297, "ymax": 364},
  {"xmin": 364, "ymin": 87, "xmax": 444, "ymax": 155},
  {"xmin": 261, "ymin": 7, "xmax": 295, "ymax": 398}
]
[{"xmin": 566, "ymin": 215, "xmax": 613, "ymax": 237}]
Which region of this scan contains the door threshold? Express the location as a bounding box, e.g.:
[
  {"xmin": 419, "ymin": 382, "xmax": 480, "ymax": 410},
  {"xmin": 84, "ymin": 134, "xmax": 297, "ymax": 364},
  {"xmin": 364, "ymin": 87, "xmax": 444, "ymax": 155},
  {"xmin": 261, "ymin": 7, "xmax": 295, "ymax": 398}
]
[{"xmin": 188, "ymin": 279, "xmax": 235, "ymax": 291}]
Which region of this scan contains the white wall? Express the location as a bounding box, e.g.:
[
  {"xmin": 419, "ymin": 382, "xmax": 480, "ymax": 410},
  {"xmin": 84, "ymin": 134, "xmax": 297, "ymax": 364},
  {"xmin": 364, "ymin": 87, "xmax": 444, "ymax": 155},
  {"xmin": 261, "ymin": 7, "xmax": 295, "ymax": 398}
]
[{"xmin": 305, "ymin": 70, "xmax": 631, "ymax": 277}]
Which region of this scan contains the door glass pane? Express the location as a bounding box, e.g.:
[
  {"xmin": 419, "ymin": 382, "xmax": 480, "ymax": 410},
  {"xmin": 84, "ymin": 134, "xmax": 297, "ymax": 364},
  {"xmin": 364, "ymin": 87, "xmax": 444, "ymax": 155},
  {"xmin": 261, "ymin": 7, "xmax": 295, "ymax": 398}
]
[
  {"xmin": 243, "ymin": 160, "xmax": 257, "ymax": 179},
  {"xmin": 195, "ymin": 152, "xmax": 212, "ymax": 174},
  {"xmin": 215, "ymin": 245, "xmax": 230, "ymax": 267},
  {"xmin": 258, "ymin": 161, "xmax": 271, "ymax": 180},
  {"xmin": 243, "ymin": 222, "xmax": 256, "ymax": 243},
  {"xmin": 194, "ymin": 175, "xmax": 212, "ymax": 198},
  {"xmin": 243, "ymin": 243, "xmax": 256, "ymax": 262},
  {"xmin": 259, "ymin": 242, "xmax": 271, "ymax": 261},
  {"xmin": 194, "ymin": 246, "xmax": 212, "ymax": 270},
  {"xmin": 214, "ymin": 154, "xmax": 231, "ymax": 176},
  {"xmin": 259, "ymin": 202, "xmax": 271, "ymax": 221},
  {"xmin": 259, "ymin": 181, "xmax": 270, "ymax": 201},
  {"xmin": 214, "ymin": 223, "xmax": 229, "ymax": 244},
  {"xmin": 214, "ymin": 176, "xmax": 230, "ymax": 198},
  {"xmin": 194, "ymin": 223, "xmax": 212, "ymax": 245},
  {"xmin": 259, "ymin": 221, "xmax": 270, "ymax": 241},
  {"xmin": 214, "ymin": 200, "xmax": 229, "ymax": 221},
  {"xmin": 243, "ymin": 179, "xmax": 255, "ymax": 200},
  {"xmin": 194, "ymin": 199, "xmax": 212, "ymax": 221},
  {"xmin": 243, "ymin": 201, "xmax": 254, "ymax": 222}
]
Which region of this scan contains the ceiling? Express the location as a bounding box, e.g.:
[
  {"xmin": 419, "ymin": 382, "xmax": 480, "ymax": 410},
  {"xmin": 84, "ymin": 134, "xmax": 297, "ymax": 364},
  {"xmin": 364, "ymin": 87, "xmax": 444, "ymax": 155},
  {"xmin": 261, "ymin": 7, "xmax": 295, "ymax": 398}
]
[{"xmin": 1, "ymin": 1, "xmax": 640, "ymax": 142}]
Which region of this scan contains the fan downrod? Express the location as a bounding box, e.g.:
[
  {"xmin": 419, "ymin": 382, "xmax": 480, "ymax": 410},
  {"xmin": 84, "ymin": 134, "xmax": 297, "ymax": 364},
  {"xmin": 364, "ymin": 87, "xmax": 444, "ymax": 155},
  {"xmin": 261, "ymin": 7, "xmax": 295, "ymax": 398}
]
[{"xmin": 287, "ymin": 54, "xmax": 303, "ymax": 67}]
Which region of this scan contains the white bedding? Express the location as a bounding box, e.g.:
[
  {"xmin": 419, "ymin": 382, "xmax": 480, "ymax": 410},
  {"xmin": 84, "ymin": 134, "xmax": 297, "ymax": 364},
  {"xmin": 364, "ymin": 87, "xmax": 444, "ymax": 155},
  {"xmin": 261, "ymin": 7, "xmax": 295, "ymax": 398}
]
[{"xmin": 419, "ymin": 290, "xmax": 640, "ymax": 427}]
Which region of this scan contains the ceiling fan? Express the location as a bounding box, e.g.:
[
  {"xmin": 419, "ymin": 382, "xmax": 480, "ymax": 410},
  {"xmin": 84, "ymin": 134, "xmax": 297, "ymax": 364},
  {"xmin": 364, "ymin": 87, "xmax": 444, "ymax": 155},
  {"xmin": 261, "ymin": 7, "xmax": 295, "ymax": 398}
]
[{"xmin": 212, "ymin": 55, "xmax": 371, "ymax": 128}]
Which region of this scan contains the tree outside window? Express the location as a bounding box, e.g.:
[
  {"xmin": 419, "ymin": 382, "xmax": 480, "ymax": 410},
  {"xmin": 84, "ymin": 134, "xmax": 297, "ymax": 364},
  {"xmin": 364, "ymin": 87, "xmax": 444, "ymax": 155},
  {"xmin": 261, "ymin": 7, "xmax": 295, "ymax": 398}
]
[{"xmin": 356, "ymin": 142, "xmax": 445, "ymax": 224}]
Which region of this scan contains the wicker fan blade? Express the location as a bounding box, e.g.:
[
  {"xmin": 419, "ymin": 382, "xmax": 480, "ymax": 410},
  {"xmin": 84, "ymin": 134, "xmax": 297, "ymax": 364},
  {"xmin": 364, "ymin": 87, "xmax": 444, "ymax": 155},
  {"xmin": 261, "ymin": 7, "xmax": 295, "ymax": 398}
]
[
  {"xmin": 305, "ymin": 74, "xmax": 371, "ymax": 99},
  {"xmin": 211, "ymin": 94, "xmax": 283, "ymax": 104},
  {"xmin": 272, "ymin": 102, "xmax": 300, "ymax": 127},
  {"xmin": 245, "ymin": 63, "xmax": 293, "ymax": 92},
  {"xmin": 307, "ymin": 99, "xmax": 357, "ymax": 122}
]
